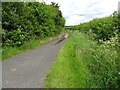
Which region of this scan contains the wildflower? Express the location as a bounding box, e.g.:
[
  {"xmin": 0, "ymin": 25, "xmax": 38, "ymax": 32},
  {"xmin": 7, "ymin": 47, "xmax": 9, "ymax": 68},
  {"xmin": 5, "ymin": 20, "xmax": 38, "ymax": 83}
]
[
  {"xmin": 118, "ymin": 72, "xmax": 120, "ymax": 75},
  {"xmin": 107, "ymin": 40, "xmax": 110, "ymax": 44}
]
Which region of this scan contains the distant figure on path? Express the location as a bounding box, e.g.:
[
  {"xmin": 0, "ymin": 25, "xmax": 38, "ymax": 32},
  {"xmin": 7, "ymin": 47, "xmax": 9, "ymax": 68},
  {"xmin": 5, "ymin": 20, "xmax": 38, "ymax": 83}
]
[{"xmin": 55, "ymin": 33, "xmax": 69, "ymax": 45}]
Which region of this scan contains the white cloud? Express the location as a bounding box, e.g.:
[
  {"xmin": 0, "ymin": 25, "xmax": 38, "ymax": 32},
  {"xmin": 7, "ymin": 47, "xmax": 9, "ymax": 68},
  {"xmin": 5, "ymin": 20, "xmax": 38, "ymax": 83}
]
[
  {"xmin": 40, "ymin": 0, "xmax": 120, "ymax": 26},
  {"xmin": 65, "ymin": 15, "xmax": 84, "ymax": 25}
]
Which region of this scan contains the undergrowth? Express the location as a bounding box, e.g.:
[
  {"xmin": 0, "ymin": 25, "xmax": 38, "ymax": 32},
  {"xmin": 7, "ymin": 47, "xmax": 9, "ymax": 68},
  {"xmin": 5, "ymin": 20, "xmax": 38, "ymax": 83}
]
[
  {"xmin": 2, "ymin": 34, "xmax": 62, "ymax": 61},
  {"xmin": 44, "ymin": 31, "xmax": 119, "ymax": 88}
]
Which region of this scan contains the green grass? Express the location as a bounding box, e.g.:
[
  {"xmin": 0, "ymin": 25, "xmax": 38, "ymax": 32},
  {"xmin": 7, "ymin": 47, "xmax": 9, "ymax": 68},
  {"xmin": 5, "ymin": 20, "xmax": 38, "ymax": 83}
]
[
  {"xmin": 44, "ymin": 31, "xmax": 119, "ymax": 88},
  {"xmin": 44, "ymin": 31, "xmax": 96, "ymax": 88},
  {"xmin": 2, "ymin": 34, "xmax": 62, "ymax": 61}
]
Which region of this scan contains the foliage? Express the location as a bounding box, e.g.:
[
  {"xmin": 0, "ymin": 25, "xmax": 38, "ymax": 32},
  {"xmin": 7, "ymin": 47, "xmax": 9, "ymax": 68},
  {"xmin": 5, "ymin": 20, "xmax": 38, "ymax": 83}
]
[
  {"xmin": 44, "ymin": 32, "xmax": 96, "ymax": 88},
  {"xmin": 71, "ymin": 12, "xmax": 118, "ymax": 42},
  {"xmin": 2, "ymin": 33, "xmax": 63, "ymax": 60},
  {"xmin": 45, "ymin": 11, "xmax": 119, "ymax": 87},
  {"xmin": 44, "ymin": 31, "xmax": 119, "ymax": 88},
  {"xmin": 2, "ymin": 2, "xmax": 65, "ymax": 47},
  {"xmin": 83, "ymin": 36, "xmax": 119, "ymax": 88}
]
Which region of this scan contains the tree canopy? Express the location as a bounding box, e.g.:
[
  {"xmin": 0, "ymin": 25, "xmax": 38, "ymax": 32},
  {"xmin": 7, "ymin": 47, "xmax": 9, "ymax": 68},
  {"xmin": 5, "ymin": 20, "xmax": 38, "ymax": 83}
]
[{"xmin": 2, "ymin": 2, "xmax": 65, "ymax": 47}]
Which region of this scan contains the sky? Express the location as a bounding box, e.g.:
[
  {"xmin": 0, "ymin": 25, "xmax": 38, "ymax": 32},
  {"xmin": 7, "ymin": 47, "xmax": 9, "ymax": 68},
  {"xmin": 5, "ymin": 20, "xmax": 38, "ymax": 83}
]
[{"xmin": 39, "ymin": 0, "xmax": 120, "ymax": 26}]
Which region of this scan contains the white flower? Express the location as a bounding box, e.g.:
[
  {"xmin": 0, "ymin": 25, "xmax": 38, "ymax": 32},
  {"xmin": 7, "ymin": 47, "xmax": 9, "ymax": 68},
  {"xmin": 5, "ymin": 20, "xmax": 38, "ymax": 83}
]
[{"xmin": 118, "ymin": 72, "xmax": 120, "ymax": 75}]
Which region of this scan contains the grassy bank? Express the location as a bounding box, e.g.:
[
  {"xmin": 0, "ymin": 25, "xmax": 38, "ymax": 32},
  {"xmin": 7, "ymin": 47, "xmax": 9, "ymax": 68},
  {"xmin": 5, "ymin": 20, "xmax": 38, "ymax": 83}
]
[
  {"xmin": 44, "ymin": 31, "xmax": 119, "ymax": 88},
  {"xmin": 2, "ymin": 33, "xmax": 63, "ymax": 61}
]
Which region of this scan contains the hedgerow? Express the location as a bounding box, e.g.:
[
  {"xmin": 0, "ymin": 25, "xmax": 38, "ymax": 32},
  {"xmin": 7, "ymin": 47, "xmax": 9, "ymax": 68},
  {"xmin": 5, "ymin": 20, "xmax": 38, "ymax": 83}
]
[
  {"xmin": 71, "ymin": 11, "xmax": 118, "ymax": 41},
  {"xmin": 69, "ymin": 11, "xmax": 120, "ymax": 88},
  {"xmin": 2, "ymin": 2, "xmax": 65, "ymax": 47}
]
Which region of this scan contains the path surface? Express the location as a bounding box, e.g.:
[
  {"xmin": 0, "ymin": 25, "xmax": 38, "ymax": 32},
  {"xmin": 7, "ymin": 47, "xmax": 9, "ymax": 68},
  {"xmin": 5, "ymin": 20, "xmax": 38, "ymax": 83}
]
[{"xmin": 2, "ymin": 38, "xmax": 67, "ymax": 88}]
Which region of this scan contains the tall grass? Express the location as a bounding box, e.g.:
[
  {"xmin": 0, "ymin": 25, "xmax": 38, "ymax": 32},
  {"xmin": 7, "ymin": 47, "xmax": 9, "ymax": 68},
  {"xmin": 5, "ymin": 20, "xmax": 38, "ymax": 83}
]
[{"xmin": 44, "ymin": 31, "xmax": 119, "ymax": 88}]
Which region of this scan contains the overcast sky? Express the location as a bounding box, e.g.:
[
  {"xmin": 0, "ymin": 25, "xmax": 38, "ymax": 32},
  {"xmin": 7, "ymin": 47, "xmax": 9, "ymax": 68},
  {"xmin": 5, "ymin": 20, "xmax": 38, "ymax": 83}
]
[{"xmin": 39, "ymin": 0, "xmax": 119, "ymax": 26}]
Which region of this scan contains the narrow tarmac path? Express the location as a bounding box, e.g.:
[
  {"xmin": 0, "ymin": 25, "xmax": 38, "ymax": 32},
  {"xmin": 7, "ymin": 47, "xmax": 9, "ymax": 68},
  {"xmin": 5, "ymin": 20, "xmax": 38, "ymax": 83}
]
[{"xmin": 2, "ymin": 38, "xmax": 67, "ymax": 88}]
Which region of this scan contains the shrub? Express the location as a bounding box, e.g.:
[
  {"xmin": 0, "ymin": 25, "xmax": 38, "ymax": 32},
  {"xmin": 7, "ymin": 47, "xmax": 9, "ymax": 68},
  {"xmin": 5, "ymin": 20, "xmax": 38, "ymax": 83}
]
[{"xmin": 2, "ymin": 2, "xmax": 65, "ymax": 47}]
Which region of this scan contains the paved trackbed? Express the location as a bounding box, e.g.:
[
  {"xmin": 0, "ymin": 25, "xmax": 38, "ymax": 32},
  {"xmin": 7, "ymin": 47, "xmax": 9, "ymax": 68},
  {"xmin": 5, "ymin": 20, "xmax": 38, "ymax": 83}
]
[{"xmin": 2, "ymin": 37, "xmax": 67, "ymax": 88}]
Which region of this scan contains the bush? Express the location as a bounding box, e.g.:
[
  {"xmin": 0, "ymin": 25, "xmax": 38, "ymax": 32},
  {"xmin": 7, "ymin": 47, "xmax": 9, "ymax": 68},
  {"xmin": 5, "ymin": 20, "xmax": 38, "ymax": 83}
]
[
  {"xmin": 2, "ymin": 2, "xmax": 65, "ymax": 47},
  {"xmin": 44, "ymin": 31, "xmax": 119, "ymax": 88},
  {"xmin": 72, "ymin": 12, "xmax": 118, "ymax": 41}
]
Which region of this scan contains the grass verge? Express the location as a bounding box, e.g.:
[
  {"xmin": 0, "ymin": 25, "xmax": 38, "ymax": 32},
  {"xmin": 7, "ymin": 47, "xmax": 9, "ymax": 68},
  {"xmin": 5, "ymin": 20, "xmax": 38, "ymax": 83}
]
[
  {"xmin": 2, "ymin": 33, "xmax": 63, "ymax": 61},
  {"xmin": 44, "ymin": 31, "xmax": 119, "ymax": 88},
  {"xmin": 44, "ymin": 31, "xmax": 96, "ymax": 88}
]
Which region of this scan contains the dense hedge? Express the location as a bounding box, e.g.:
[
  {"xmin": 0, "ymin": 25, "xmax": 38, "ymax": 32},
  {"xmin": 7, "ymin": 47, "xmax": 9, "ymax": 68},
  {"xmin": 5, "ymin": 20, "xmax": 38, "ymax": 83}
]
[
  {"xmin": 71, "ymin": 12, "xmax": 120, "ymax": 88},
  {"xmin": 2, "ymin": 2, "xmax": 65, "ymax": 47},
  {"xmin": 72, "ymin": 11, "xmax": 118, "ymax": 41}
]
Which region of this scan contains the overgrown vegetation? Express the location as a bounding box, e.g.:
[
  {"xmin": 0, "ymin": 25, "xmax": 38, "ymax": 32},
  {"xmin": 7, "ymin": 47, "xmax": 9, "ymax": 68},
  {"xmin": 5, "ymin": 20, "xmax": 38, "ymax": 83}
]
[
  {"xmin": 2, "ymin": 33, "xmax": 62, "ymax": 61},
  {"xmin": 2, "ymin": 2, "xmax": 65, "ymax": 60},
  {"xmin": 45, "ymin": 11, "xmax": 120, "ymax": 88},
  {"xmin": 72, "ymin": 11, "xmax": 118, "ymax": 41},
  {"xmin": 44, "ymin": 31, "xmax": 119, "ymax": 88},
  {"xmin": 2, "ymin": 2, "xmax": 65, "ymax": 47},
  {"xmin": 2, "ymin": 1, "xmax": 119, "ymax": 88},
  {"xmin": 44, "ymin": 32, "xmax": 95, "ymax": 88}
]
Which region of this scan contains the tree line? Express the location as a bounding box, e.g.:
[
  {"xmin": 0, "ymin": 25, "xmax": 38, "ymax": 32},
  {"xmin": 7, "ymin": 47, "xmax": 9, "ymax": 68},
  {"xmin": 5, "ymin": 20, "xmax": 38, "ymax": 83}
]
[
  {"xmin": 70, "ymin": 11, "xmax": 119, "ymax": 41},
  {"xmin": 2, "ymin": 2, "xmax": 65, "ymax": 47}
]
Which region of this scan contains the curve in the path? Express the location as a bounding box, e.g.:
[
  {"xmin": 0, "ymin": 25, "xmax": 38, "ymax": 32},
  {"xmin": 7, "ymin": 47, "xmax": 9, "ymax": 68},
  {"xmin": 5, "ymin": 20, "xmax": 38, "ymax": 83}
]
[{"xmin": 2, "ymin": 38, "xmax": 67, "ymax": 88}]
